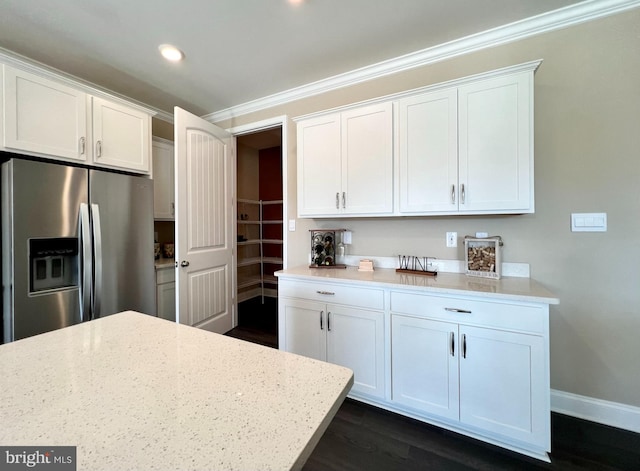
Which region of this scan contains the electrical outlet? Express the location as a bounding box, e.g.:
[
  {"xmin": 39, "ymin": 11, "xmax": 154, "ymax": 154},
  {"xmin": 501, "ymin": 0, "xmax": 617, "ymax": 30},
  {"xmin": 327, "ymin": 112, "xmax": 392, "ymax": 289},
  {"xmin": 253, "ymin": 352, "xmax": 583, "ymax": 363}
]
[{"xmin": 446, "ymin": 232, "xmax": 457, "ymax": 248}]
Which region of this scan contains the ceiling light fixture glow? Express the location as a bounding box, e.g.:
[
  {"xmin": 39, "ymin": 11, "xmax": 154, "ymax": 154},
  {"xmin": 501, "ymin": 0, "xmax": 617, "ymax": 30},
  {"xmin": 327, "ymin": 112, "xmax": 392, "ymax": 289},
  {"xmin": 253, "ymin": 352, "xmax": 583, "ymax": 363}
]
[{"xmin": 159, "ymin": 44, "xmax": 184, "ymax": 62}]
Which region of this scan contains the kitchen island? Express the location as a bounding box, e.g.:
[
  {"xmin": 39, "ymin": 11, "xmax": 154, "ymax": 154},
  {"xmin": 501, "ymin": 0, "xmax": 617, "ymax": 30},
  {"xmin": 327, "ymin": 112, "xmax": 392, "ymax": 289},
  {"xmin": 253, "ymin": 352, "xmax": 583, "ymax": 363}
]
[{"xmin": 0, "ymin": 311, "xmax": 353, "ymax": 470}]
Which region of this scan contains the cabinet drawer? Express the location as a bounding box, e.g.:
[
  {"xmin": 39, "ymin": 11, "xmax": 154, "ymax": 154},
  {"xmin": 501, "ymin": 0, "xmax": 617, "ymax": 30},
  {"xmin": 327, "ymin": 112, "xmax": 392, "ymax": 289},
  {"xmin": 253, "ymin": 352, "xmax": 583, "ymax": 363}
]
[
  {"xmin": 390, "ymin": 291, "xmax": 545, "ymax": 333},
  {"xmin": 280, "ymin": 280, "xmax": 384, "ymax": 310},
  {"xmin": 156, "ymin": 266, "xmax": 175, "ymax": 284}
]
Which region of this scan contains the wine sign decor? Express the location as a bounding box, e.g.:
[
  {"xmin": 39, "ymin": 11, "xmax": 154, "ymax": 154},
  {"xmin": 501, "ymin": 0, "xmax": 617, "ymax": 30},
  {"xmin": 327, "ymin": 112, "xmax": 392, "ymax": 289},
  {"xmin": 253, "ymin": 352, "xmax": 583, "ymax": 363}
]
[{"xmin": 396, "ymin": 255, "xmax": 437, "ymax": 276}]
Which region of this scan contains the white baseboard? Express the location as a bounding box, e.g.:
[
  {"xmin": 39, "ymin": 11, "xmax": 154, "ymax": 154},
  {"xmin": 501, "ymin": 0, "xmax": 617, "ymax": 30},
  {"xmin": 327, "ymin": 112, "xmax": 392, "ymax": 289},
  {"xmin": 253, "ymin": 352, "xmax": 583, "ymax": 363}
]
[{"xmin": 551, "ymin": 389, "xmax": 640, "ymax": 433}]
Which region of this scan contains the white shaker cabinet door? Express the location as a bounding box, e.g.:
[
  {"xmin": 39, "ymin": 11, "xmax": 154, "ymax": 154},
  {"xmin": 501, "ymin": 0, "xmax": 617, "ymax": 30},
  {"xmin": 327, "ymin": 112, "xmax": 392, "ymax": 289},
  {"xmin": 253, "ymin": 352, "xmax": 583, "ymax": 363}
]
[
  {"xmin": 91, "ymin": 96, "xmax": 150, "ymax": 173},
  {"xmin": 157, "ymin": 281, "xmax": 176, "ymax": 322},
  {"xmin": 341, "ymin": 102, "xmax": 393, "ymax": 215},
  {"xmin": 398, "ymin": 88, "xmax": 458, "ymax": 213},
  {"xmin": 3, "ymin": 66, "xmax": 88, "ymax": 162},
  {"xmin": 297, "ymin": 114, "xmax": 342, "ymax": 217},
  {"xmin": 458, "ymin": 71, "xmax": 533, "ymax": 213},
  {"xmin": 279, "ymin": 298, "xmax": 326, "ymax": 362},
  {"xmin": 326, "ymin": 305, "xmax": 385, "ymax": 399},
  {"xmin": 152, "ymin": 138, "xmax": 175, "ymax": 220},
  {"xmin": 459, "ymin": 325, "xmax": 547, "ymax": 448},
  {"xmin": 391, "ymin": 314, "xmax": 459, "ymax": 420}
]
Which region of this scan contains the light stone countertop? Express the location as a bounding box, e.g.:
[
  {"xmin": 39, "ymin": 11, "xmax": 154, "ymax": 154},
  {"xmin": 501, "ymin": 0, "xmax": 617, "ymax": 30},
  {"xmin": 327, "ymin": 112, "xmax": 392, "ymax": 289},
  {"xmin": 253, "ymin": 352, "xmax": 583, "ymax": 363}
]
[
  {"xmin": 276, "ymin": 265, "xmax": 559, "ymax": 305},
  {"xmin": 0, "ymin": 311, "xmax": 354, "ymax": 471},
  {"xmin": 154, "ymin": 257, "xmax": 175, "ymax": 269}
]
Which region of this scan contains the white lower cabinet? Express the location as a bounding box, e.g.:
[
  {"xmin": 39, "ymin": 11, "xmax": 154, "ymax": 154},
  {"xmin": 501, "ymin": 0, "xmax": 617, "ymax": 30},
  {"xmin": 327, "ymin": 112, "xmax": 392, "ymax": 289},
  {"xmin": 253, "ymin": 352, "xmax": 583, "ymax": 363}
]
[
  {"xmin": 278, "ymin": 275, "xmax": 551, "ymax": 461},
  {"xmin": 390, "ymin": 290, "xmax": 550, "ymax": 457},
  {"xmin": 156, "ymin": 266, "xmax": 176, "ymax": 321},
  {"xmin": 391, "ymin": 315, "xmax": 459, "ymax": 420},
  {"xmin": 458, "ymin": 325, "xmax": 546, "ymax": 445},
  {"xmin": 391, "ymin": 314, "xmax": 547, "ymax": 449},
  {"xmin": 279, "ymin": 284, "xmax": 385, "ymax": 399}
]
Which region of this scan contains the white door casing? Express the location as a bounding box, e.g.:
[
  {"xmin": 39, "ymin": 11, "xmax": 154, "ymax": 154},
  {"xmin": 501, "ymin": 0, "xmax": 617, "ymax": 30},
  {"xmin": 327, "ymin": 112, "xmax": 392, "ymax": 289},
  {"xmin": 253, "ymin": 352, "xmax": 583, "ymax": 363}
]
[{"xmin": 174, "ymin": 107, "xmax": 235, "ymax": 333}]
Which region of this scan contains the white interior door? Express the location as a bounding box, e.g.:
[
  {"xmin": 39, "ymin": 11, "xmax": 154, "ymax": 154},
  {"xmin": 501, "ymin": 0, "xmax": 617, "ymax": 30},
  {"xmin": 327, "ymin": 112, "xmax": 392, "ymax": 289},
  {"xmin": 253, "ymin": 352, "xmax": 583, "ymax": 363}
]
[{"xmin": 174, "ymin": 107, "xmax": 235, "ymax": 333}]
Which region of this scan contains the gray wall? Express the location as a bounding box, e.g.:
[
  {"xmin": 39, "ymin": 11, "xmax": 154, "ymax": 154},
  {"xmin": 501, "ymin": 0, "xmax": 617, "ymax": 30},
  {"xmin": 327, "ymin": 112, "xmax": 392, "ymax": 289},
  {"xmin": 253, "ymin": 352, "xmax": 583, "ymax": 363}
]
[{"xmin": 216, "ymin": 10, "xmax": 640, "ymax": 408}]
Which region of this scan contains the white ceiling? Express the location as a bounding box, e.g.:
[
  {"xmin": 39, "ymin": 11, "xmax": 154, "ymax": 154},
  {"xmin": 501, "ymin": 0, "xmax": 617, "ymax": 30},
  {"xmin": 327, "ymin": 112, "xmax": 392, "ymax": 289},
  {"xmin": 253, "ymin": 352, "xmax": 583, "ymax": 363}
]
[{"xmin": 0, "ymin": 0, "xmax": 601, "ymax": 118}]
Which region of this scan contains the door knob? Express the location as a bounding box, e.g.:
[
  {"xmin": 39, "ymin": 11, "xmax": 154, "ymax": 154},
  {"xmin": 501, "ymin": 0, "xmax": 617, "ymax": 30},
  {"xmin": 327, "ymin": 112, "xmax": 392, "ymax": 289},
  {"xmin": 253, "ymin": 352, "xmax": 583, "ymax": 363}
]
[{"xmin": 180, "ymin": 260, "xmax": 190, "ymax": 267}]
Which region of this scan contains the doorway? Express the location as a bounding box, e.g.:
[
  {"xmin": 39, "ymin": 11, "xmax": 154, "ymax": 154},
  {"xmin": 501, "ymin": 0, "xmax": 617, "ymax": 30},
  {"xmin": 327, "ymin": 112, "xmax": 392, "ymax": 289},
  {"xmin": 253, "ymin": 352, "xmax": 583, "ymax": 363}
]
[{"xmin": 231, "ymin": 126, "xmax": 283, "ymax": 347}]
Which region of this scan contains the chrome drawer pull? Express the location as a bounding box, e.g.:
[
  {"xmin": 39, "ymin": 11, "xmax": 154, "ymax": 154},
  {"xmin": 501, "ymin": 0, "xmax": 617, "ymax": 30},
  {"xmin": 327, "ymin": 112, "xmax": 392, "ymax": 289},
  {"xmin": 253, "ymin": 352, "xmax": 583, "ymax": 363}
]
[
  {"xmin": 316, "ymin": 290, "xmax": 335, "ymax": 296},
  {"xmin": 445, "ymin": 307, "xmax": 472, "ymax": 314}
]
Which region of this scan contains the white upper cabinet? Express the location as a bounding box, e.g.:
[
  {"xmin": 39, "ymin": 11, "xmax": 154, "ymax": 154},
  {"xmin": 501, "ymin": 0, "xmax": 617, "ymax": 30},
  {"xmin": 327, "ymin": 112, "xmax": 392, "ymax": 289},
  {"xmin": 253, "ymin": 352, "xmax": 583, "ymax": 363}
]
[
  {"xmin": 398, "ymin": 88, "xmax": 458, "ymax": 213},
  {"xmin": 398, "ymin": 69, "xmax": 534, "ymax": 215},
  {"xmin": 91, "ymin": 96, "xmax": 150, "ymax": 173},
  {"xmin": 297, "ymin": 113, "xmax": 342, "ymax": 216},
  {"xmin": 340, "ymin": 103, "xmax": 394, "ymax": 215},
  {"xmin": 1, "ymin": 63, "xmax": 152, "ymax": 174},
  {"xmin": 2, "ymin": 65, "xmax": 88, "ymax": 162},
  {"xmin": 297, "ymin": 61, "xmax": 539, "ymax": 218},
  {"xmin": 297, "ymin": 102, "xmax": 393, "ymax": 217},
  {"xmin": 152, "ymin": 138, "xmax": 175, "ymax": 220},
  {"xmin": 458, "ymin": 71, "xmax": 533, "ymax": 213}
]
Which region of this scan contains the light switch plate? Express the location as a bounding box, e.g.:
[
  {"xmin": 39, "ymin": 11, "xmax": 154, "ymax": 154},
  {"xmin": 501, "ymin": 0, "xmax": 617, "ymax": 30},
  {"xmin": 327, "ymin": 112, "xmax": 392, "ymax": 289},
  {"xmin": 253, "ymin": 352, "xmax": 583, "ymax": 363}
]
[
  {"xmin": 288, "ymin": 219, "xmax": 296, "ymax": 231},
  {"xmin": 571, "ymin": 213, "xmax": 607, "ymax": 232},
  {"xmin": 343, "ymin": 231, "xmax": 352, "ymax": 244}
]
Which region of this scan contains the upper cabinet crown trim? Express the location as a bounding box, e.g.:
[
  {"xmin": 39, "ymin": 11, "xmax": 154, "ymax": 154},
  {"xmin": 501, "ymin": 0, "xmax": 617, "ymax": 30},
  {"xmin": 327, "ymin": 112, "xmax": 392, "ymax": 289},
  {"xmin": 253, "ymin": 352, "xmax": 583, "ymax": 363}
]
[
  {"xmin": 292, "ymin": 60, "xmax": 542, "ymax": 122},
  {"xmin": 205, "ymin": 0, "xmax": 640, "ymax": 122},
  {"xmin": 0, "ymin": 48, "xmax": 157, "ymax": 117}
]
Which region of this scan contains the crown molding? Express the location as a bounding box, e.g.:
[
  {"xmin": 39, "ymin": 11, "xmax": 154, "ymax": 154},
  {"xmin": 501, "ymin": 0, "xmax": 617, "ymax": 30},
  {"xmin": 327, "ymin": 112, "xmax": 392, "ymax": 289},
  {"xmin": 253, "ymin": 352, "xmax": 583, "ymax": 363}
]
[
  {"xmin": 0, "ymin": 47, "xmax": 174, "ymax": 121},
  {"xmin": 203, "ymin": 0, "xmax": 640, "ymax": 123},
  {"xmin": 292, "ymin": 59, "xmax": 542, "ymax": 122}
]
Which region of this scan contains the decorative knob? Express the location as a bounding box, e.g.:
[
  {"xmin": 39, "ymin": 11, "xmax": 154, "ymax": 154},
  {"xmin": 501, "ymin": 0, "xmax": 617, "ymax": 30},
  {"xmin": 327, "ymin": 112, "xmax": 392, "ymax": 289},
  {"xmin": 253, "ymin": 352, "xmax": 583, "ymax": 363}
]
[{"xmin": 180, "ymin": 260, "xmax": 190, "ymax": 267}]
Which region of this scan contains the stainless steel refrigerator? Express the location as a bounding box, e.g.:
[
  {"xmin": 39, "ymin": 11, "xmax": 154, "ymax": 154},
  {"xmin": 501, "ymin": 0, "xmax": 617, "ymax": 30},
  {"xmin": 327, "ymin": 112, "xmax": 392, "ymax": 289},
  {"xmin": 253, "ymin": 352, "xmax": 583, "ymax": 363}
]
[{"xmin": 1, "ymin": 158, "xmax": 156, "ymax": 342}]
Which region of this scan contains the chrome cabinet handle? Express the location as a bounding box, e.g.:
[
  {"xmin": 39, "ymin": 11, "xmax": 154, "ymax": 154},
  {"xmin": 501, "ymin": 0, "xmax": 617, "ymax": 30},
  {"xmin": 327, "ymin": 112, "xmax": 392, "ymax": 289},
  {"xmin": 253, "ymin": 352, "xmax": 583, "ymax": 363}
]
[
  {"xmin": 320, "ymin": 310, "xmax": 324, "ymax": 330},
  {"xmin": 79, "ymin": 137, "xmax": 86, "ymax": 155},
  {"xmin": 171, "ymin": 202, "xmax": 175, "ymax": 216},
  {"xmin": 336, "ymin": 192, "xmax": 339, "ymax": 209},
  {"xmin": 96, "ymin": 140, "xmax": 102, "ymax": 157},
  {"xmin": 462, "ymin": 334, "xmax": 467, "ymax": 358},
  {"xmin": 180, "ymin": 260, "xmax": 190, "ymax": 267},
  {"xmin": 342, "ymin": 192, "xmax": 346, "ymax": 209},
  {"xmin": 445, "ymin": 307, "xmax": 472, "ymax": 314},
  {"xmin": 316, "ymin": 290, "xmax": 335, "ymax": 296},
  {"xmin": 451, "ymin": 184, "xmax": 455, "ymax": 204},
  {"xmin": 461, "ymin": 183, "xmax": 465, "ymax": 204},
  {"xmin": 450, "ymin": 332, "xmax": 455, "ymax": 356},
  {"xmin": 327, "ymin": 312, "xmax": 331, "ymax": 331}
]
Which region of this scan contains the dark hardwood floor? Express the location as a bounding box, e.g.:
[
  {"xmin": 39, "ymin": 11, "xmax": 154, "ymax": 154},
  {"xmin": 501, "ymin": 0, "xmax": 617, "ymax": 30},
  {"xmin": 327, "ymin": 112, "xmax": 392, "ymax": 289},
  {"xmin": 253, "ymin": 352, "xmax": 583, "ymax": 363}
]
[
  {"xmin": 303, "ymin": 399, "xmax": 640, "ymax": 471},
  {"xmin": 224, "ymin": 296, "xmax": 278, "ymax": 348},
  {"xmin": 225, "ymin": 297, "xmax": 640, "ymax": 470}
]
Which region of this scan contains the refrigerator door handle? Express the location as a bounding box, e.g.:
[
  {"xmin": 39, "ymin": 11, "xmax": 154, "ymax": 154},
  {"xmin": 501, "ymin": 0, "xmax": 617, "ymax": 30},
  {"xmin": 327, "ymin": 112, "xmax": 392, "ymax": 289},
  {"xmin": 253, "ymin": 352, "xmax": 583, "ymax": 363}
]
[
  {"xmin": 79, "ymin": 203, "xmax": 92, "ymax": 322},
  {"xmin": 91, "ymin": 203, "xmax": 103, "ymax": 319}
]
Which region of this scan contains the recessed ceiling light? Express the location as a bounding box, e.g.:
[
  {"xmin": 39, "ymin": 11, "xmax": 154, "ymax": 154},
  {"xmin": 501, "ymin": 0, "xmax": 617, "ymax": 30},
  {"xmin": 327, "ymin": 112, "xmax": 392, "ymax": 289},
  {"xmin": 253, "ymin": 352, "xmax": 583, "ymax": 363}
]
[{"xmin": 159, "ymin": 44, "xmax": 184, "ymax": 62}]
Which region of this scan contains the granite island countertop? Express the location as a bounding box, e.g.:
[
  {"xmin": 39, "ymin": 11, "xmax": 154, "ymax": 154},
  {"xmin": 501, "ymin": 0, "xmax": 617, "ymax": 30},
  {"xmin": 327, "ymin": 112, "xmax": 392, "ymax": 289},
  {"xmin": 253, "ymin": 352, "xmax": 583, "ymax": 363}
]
[
  {"xmin": 276, "ymin": 265, "xmax": 559, "ymax": 305},
  {"xmin": 0, "ymin": 311, "xmax": 353, "ymax": 471}
]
